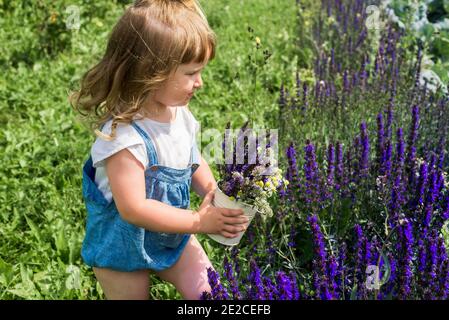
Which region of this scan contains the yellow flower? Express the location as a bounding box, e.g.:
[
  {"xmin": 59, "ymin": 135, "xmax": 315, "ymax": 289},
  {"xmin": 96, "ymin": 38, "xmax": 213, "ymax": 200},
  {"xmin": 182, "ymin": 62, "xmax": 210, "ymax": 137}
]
[
  {"xmin": 256, "ymin": 181, "xmax": 264, "ymax": 188},
  {"xmin": 255, "ymin": 37, "xmax": 261, "ymax": 45},
  {"xmin": 49, "ymin": 12, "xmax": 58, "ymax": 24},
  {"xmin": 229, "ymin": 196, "xmax": 235, "ymax": 201},
  {"xmin": 285, "ymin": 180, "xmax": 290, "ymax": 186},
  {"xmin": 265, "ymin": 181, "xmax": 272, "ymax": 189}
]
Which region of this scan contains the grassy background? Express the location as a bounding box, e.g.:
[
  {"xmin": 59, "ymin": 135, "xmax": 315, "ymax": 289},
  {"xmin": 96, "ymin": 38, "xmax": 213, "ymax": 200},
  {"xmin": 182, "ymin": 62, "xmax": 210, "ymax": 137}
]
[{"xmin": 0, "ymin": 0, "xmax": 298, "ymax": 299}]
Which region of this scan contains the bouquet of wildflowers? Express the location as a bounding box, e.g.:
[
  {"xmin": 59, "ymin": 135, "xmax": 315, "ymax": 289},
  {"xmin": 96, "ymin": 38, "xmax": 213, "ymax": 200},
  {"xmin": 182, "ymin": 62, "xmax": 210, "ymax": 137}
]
[{"xmin": 216, "ymin": 122, "xmax": 289, "ymax": 220}]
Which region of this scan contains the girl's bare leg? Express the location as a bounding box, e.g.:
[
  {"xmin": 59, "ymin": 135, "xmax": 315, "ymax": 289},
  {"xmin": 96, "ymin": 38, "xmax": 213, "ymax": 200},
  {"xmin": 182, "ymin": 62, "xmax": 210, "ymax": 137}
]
[
  {"xmin": 92, "ymin": 267, "xmax": 151, "ymax": 300},
  {"xmin": 154, "ymin": 235, "xmax": 213, "ymax": 300}
]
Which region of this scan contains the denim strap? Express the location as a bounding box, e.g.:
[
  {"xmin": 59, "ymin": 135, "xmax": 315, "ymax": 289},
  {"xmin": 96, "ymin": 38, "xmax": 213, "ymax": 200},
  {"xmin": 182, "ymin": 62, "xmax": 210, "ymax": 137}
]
[{"xmin": 131, "ymin": 122, "xmax": 159, "ymax": 167}]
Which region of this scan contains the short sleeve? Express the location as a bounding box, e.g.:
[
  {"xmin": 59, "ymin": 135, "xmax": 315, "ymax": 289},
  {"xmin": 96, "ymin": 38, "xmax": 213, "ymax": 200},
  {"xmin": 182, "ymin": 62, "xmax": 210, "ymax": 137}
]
[
  {"xmin": 179, "ymin": 106, "xmax": 201, "ymax": 160},
  {"xmin": 186, "ymin": 108, "xmax": 202, "ymax": 158},
  {"xmin": 193, "ymin": 116, "xmax": 200, "ymax": 135},
  {"xmin": 91, "ymin": 120, "xmax": 149, "ymax": 169},
  {"xmin": 185, "ymin": 106, "xmax": 201, "ymax": 135}
]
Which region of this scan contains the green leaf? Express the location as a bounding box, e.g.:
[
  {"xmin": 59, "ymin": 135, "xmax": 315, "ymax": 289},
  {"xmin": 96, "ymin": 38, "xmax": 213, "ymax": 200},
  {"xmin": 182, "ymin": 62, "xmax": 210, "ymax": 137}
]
[
  {"xmin": 419, "ymin": 23, "xmax": 435, "ymax": 40},
  {"xmin": 433, "ymin": 32, "xmax": 449, "ymax": 58},
  {"xmin": 431, "ymin": 61, "xmax": 449, "ymax": 83},
  {"xmin": 0, "ymin": 257, "xmax": 14, "ymax": 285},
  {"xmin": 24, "ymin": 214, "xmax": 41, "ymax": 243},
  {"xmin": 54, "ymin": 227, "xmax": 68, "ymax": 257},
  {"xmin": 8, "ymin": 264, "xmax": 43, "ymax": 299},
  {"xmin": 350, "ymin": 284, "xmax": 358, "ymax": 300}
]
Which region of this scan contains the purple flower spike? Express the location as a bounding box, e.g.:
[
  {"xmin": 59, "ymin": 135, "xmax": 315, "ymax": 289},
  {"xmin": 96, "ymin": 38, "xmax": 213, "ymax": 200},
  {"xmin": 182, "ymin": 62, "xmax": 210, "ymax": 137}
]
[
  {"xmin": 286, "ymin": 142, "xmax": 300, "ymax": 193},
  {"xmin": 328, "ymin": 254, "xmax": 339, "ymax": 299},
  {"xmin": 248, "ymin": 260, "xmax": 265, "ymax": 300},
  {"xmin": 414, "ymin": 162, "xmax": 428, "ymax": 210},
  {"xmin": 276, "ymin": 271, "xmax": 293, "ymax": 300},
  {"xmin": 377, "ymin": 112, "xmax": 385, "ymax": 170},
  {"xmin": 438, "ymin": 258, "xmax": 449, "ymax": 300},
  {"xmin": 262, "ymin": 276, "xmax": 278, "ymax": 300},
  {"xmin": 304, "ymin": 140, "xmax": 320, "ymax": 206},
  {"xmin": 336, "ymin": 142, "xmax": 344, "ymax": 192},
  {"xmin": 399, "ymin": 220, "xmax": 413, "ymax": 299},
  {"xmin": 224, "ymin": 256, "xmax": 242, "ymax": 300},
  {"xmin": 360, "ymin": 121, "xmax": 370, "ymax": 178},
  {"xmin": 382, "ymin": 140, "xmax": 392, "ymax": 179},
  {"xmin": 289, "ymin": 272, "xmax": 300, "ymax": 300},
  {"xmin": 396, "ymin": 128, "xmax": 405, "ymax": 170},
  {"xmin": 354, "ymin": 224, "xmax": 364, "ymax": 290},
  {"xmin": 206, "ymin": 267, "xmax": 229, "ymax": 300},
  {"xmin": 427, "ymin": 231, "xmax": 439, "ymax": 299},
  {"xmin": 327, "ymin": 143, "xmax": 336, "ymax": 188},
  {"xmin": 442, "ymin": 194, "xmax": 449, "ymax": 221},
  {"xmin": 308, "ymin": 214, "xmax": 332, "ymax": 299},
  {"xmin": 406, "ymin": 106, "xmax": 420, "ymax": 184}
]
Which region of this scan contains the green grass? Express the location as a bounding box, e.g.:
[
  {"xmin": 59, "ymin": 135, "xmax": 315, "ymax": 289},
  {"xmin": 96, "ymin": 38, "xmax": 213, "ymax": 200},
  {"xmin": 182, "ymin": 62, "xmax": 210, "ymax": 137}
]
[{"xmin": 0, "ymin": 0, "xmax": 299, "ymax": 299}]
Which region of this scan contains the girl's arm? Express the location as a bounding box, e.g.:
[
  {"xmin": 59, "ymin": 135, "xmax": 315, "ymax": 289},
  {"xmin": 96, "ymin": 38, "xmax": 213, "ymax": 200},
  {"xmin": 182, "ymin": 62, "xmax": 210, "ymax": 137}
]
[
  {"xmin": 105, "ymin": 149, "xmax": 245, "ymax": 236},
  {"xmin": 191, "ymin": 156, "xmax": 217, "ymax": 199},
  {"xmin": 106, "ymin": 149, "xmax": 198, "ymax": 233}
]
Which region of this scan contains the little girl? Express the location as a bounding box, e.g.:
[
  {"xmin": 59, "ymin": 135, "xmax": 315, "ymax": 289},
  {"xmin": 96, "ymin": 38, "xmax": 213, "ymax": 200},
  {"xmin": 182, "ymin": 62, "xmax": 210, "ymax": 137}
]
[{"xmin": 70, "ymin": 0, "xmax": 248, "ymax": 300}]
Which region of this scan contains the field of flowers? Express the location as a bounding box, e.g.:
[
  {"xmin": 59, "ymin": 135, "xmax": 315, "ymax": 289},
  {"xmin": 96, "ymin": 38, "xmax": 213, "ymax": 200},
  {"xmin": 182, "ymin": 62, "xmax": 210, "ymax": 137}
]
[
  {"xmin": 0, "ymin": 0, "xmax": 448, "ymax": 300},
  {"xmin": 204, "ymin": 0, "xmax": 449, "ymax": 300}
]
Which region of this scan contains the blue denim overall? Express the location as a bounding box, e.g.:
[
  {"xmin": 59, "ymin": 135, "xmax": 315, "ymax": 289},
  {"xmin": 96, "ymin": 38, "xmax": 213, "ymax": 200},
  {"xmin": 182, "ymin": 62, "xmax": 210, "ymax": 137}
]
[{"xmin": 81, "ymin": 121, "xmax": 200, "ymax": 272}]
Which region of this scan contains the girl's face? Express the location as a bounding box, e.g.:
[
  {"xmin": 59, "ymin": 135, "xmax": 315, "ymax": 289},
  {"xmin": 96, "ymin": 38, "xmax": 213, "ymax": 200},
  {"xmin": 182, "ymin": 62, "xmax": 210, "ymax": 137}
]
[{"xmin": 151, "ymin": 61, "xmax": 206, "ymax": 108}]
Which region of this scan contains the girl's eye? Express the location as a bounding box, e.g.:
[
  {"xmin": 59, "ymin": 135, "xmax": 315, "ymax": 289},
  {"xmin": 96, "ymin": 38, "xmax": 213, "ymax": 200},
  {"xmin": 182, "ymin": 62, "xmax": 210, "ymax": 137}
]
[{"xmin": 187, "ymin": 69, "xmax": 203, "ymax": 76}]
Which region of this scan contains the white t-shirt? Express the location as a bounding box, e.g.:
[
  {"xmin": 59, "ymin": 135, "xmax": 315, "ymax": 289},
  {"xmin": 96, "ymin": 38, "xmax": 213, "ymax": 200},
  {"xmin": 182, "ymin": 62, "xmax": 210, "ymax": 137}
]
[{"xmin": 91, "ymin": 106, "xmax": 200, "ymax": 203}]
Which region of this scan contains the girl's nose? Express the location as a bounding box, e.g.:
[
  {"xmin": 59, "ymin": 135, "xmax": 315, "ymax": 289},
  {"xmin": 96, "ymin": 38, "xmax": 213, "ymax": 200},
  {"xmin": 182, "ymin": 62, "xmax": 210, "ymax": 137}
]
[{"xmin": 194, "ymin": 74, "xmax": 203, "ymax": 89}]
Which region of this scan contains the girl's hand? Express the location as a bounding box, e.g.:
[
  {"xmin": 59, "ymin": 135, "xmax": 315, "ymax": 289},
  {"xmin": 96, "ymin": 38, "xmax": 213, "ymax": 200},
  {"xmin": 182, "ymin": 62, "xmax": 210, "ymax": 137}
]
[{"xmin": 195, "ymin": 190, "xmax": 249, "ymax": 238}]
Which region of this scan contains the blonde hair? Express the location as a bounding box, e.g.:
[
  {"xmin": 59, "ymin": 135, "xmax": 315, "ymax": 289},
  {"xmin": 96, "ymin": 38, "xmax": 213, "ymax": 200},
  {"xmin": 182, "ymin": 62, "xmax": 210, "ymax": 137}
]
[{"xmin": 69, "ymin": 0, "xmax": 216, "ymax": 140}]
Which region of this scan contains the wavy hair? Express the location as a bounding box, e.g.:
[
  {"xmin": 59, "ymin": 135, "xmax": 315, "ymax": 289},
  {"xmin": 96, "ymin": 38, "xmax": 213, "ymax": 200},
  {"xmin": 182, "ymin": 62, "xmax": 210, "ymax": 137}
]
[{"xmin": 69, "ymin": 0, "xmax": 216, "ymax": 140}]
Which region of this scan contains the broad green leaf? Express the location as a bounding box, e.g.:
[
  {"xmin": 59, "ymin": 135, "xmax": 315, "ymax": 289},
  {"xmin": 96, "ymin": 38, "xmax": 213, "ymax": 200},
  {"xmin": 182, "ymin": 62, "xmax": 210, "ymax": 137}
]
[
  {"xmin": 54, "ymin": 227, "xmax": 68, "ymax": 257},
  {"xmin": 0, "ymin": 257, "xmax": 14, "ymax": 285},
  {"xmin": 24, "ymin": 214, "xmax": 41, "ymax": 243}
]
